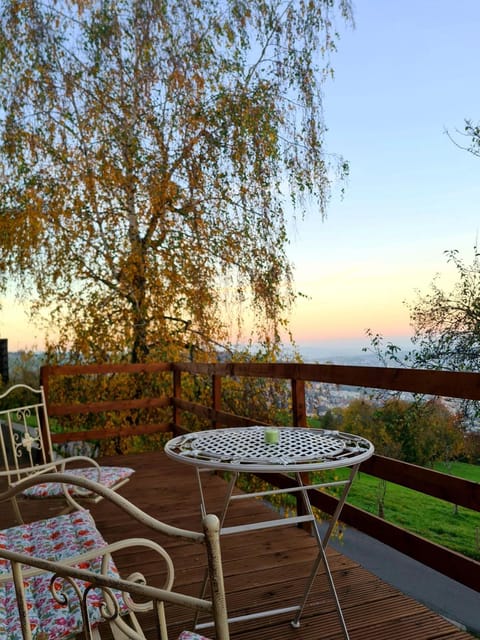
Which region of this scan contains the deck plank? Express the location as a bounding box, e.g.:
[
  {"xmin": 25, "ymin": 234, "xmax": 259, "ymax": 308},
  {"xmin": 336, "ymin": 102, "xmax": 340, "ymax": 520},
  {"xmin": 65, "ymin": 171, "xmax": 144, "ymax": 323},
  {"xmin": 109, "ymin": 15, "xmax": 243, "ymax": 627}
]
[{"xmin": 1, "ymin": 450, "xmax": 476, "ymax": 640}]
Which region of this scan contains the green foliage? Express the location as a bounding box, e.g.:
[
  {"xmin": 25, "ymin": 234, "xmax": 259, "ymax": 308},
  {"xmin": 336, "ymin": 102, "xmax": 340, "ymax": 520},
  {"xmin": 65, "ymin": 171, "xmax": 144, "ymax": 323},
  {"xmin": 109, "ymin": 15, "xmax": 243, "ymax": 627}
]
[
  {"xmin": 408, "ymin": 247, "xmax": 480, "ymax": 372},
  {"xmin": 220, "ymin": 345, "xmax": 292, "ymax": 425},
  {"xmin": 464, "ymin": 431, "xmax": 480, "ymax": 464},
  {"xmin": 47, "ymin": 368, "xmax": 174, "ymax": 455},
  {"xmin": 449, "ymin": 118, "xmax": 480, "ymax": 159},
  {"xmin": 0, "ymin": 351, "xmax": 44, "ymax": 408},
  {"xmin": 366, "ymin": 246, "xmax": 480, "ymax": 428},
  {"xmin": 172, "ymin": 344, "xmax": 294, "ymax": 433},
  {"xmin": 0, "ymin": 0, "xmax": 352, "ymax": 364},
  {"xmin": 321, "ymin": 396, "xmax": 464, "ymax": 466},
  {"xmin": 317, "ymin": 408, "xmax": 343, "ymax": 430},
  {"xmin": 7, "ymin": 350, "xmax": 42, "ymax": 388}
]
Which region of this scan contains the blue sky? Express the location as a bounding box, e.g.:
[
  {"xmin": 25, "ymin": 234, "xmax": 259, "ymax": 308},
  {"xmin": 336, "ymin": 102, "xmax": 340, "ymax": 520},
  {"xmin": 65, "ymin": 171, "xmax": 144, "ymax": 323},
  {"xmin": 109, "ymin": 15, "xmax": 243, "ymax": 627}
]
[{"xmin": 287, "ymin": 0, "xmax": 480, "ymax": 351}]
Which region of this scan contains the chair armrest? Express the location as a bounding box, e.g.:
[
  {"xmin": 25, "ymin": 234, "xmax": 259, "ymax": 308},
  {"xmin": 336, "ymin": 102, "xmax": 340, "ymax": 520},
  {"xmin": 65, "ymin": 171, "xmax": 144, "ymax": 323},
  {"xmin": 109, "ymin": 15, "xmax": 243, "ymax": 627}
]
[{"xmin": 1, "ymin": 472, "xmax": 205, "ymax": 541}]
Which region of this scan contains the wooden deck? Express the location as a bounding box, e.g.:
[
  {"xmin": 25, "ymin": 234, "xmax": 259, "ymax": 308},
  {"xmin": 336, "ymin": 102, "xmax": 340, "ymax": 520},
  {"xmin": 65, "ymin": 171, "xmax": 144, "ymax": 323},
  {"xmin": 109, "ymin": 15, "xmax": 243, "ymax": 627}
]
[{"xmin": 1, "ymin": 451, "xmax": 476, "ymax": 640}]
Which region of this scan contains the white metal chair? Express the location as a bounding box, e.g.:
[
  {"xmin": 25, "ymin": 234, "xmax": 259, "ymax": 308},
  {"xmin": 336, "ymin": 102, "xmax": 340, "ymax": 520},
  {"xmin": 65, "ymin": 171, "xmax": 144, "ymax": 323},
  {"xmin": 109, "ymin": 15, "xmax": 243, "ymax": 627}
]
[
  {"xmin": 0, "ymin": 473, "xmax": 229, "ymax": 640},
  {"xmin": 0, "ymin": 384, "xmax": 134, "ymax": 522}
]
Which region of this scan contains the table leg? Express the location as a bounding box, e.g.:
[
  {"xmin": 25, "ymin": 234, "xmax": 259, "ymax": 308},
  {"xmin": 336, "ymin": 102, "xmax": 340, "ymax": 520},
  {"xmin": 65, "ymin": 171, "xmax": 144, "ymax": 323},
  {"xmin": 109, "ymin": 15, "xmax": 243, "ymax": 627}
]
[
  {"xmin": 194, "ymin": 463, "xmax": 360, "ymax": 638},
  {"xmin": 196, "ymin": 468, "xmax": 238, "ymax": 524},
  {"xmin": 290, "ymin": 463, "xmax": 361, "ymax": 637}
]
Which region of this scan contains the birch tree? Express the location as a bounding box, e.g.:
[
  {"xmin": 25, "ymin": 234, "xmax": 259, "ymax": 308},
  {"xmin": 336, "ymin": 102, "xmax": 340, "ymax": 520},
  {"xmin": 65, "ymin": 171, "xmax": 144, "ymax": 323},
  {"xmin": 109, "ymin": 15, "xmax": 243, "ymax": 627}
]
[{"xmin": 0, "ymin": 0, "xmax": 351, "ymax": 363}]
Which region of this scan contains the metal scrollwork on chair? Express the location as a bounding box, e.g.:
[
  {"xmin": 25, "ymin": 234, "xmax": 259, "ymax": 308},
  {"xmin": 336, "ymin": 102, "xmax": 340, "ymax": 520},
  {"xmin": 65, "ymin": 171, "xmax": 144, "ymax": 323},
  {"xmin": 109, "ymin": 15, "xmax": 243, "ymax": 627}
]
[
  {"xmin": 0, "ymin": 473, "xmax": 230, "ymax": 640},
  {"xmin": 0, "ymin": 384, "xmax": 135, "ymax": 523}
]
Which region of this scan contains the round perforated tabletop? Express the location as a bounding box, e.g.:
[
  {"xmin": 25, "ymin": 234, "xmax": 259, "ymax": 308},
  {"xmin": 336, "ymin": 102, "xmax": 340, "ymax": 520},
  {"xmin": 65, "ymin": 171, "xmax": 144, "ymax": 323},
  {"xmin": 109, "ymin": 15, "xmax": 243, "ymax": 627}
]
[{"xmin": 165, "ymin": 426, "xmax": 374, "ymax": 472}]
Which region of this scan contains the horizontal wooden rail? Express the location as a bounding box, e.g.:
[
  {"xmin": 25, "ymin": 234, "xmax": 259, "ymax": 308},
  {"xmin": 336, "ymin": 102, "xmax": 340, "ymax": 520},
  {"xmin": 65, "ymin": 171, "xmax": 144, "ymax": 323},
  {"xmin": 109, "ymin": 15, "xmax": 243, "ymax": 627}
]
[
  {"xmin": 48, "ymin": 396, "xmax": 170, "ymax": 417},
  {"xmin": 361, "ymin": 455, "xmax": 480, "ymax": 512},
  {"xmin": 174, "ymin": 361, "xmax": 480, "ymax": 400},
  {"xmin": 50, "ymin": 422, "xmax": 171, "ymax": 443}
]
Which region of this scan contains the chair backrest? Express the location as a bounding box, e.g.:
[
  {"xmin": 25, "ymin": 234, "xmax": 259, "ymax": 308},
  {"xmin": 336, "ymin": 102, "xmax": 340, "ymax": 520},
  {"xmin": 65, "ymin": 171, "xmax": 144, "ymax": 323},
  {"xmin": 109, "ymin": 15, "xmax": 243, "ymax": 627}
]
[
  {"xmin": 0, "ymin": 384, "xmax": 55, "ymax": 483},
  {"xmin": 0, "ymin": 473, "xmax": 230, "ymax": 640}
]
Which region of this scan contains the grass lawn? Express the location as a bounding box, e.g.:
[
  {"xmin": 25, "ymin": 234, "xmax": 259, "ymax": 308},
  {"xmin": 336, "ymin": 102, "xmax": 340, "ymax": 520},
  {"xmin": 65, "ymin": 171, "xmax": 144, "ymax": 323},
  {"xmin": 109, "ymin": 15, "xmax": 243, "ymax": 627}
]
[{"xmin": 312, "ymin": 461, "xmax": 480, "ymax": 561}]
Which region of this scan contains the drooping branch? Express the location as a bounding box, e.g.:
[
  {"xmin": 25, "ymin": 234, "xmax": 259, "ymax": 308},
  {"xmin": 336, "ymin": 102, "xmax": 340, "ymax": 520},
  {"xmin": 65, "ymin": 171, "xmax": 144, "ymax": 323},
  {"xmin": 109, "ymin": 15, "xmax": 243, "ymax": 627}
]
[{"xmin": 0, "ymin": 0, "xmax": 352, "ymax": 363}]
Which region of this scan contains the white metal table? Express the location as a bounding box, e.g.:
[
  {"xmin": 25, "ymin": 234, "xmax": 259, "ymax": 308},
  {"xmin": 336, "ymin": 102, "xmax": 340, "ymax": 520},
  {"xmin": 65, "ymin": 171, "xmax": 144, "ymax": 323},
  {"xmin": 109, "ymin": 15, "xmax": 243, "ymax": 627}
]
[{"xmin": 165, "ymin": 425, "xmax": 374, "ymax": 638}]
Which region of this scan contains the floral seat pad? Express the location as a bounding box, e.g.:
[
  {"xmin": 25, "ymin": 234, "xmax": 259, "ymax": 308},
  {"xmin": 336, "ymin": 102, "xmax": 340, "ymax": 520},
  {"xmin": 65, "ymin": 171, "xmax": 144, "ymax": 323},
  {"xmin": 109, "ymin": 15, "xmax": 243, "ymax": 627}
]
[
  {"xmin": 178, "ymin": 632, "xmax": 212, "ymax": 640},
  {"xmin": 0, "ymin": 510, "xmax": 127, "ymax": 639},
  {"xmin": 22, "ymin": 466, "xmax": 135, "ymax": 498}
]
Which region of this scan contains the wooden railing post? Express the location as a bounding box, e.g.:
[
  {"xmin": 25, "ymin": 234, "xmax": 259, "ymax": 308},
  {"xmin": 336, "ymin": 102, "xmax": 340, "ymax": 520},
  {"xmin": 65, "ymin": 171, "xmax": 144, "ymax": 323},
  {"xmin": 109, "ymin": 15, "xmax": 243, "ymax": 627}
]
[
  {"xmin": 212, "ymin": 374, "xmax": 221, "ymax": 429},
  {"xmin": 291, "ymin": 378, "xmax": 307, "ymax": 428},
  {"xmin": 291, "ymin": 378, "xmax": 310, "ymax": 530}
]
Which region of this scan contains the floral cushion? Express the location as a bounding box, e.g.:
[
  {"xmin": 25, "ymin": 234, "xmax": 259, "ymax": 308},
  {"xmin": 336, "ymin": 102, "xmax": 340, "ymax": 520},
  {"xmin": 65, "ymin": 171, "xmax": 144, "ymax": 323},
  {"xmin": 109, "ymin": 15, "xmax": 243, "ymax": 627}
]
[
  {"xmin": 21, "ymin": 466, "xmax": 135, "ymax": 498},
  {"xmin": 177, "ymin": 632, "xmax": 212, "ymax": 640},
  {"xmin": 0, "ymin": 510, "xmax": 127, "ymax": 639}
]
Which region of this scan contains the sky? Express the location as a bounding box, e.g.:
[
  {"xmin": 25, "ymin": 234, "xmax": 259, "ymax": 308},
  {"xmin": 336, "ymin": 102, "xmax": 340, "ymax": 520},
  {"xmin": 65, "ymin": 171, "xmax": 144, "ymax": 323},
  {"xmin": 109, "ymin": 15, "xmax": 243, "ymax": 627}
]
[
  {"xmin": 2, "ymin": 0, "xmax": 480, "ymax": 354},
  {"xmin": 285, "ymin": 0, "xmax": 480, "ymax": 353}
]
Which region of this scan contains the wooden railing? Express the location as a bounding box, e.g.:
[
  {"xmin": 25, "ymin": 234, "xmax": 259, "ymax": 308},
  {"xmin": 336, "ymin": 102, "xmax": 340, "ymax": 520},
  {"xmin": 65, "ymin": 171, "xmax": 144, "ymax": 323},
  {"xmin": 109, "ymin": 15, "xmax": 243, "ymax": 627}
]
[
  {"xmin": 40, "ymin": 361, "xmax": 480, "ymax": 593},
  {"xmin": 40, "ymin": 362, "xmax": 172, "ymax": 442}
]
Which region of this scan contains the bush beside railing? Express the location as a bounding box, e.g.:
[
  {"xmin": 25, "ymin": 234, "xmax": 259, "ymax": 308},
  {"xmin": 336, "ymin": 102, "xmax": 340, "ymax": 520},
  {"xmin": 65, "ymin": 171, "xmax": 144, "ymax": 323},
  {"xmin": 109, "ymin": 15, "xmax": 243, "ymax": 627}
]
[{"xmin": 40, "ymin": 361, "xmax": 480, "ymax": 592}]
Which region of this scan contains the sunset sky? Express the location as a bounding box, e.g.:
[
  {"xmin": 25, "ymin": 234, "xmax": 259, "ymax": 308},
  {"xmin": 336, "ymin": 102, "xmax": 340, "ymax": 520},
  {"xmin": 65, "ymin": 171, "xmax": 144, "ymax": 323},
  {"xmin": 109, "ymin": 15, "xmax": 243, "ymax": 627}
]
[
  {"xmin": 2, "ymin": 0, "xmax": 480, "ymax": 354},
  {"xmin": 286, "ymin": 0, "xmax": 480, "ymax": 351}
]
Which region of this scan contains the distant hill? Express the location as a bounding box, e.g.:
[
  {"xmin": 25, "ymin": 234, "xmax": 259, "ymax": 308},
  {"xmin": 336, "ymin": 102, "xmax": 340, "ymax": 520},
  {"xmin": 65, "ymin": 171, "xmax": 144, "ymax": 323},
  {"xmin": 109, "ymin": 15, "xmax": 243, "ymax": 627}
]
[
  {"xmin": 298, "ymin": 347, "xmax": 381, "ymax": 367},
  {"xmin": 291, "ymin": 337, "xmax": 413, "ymax": 367}
]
